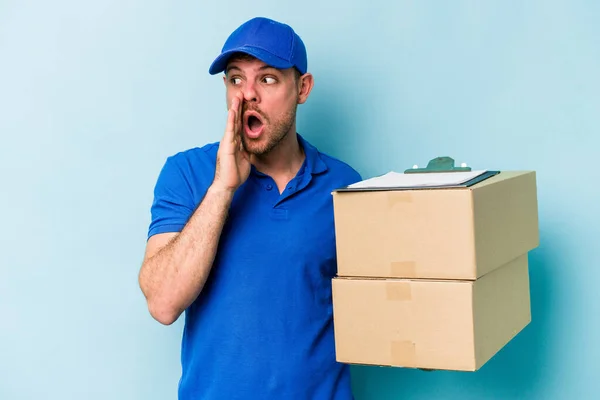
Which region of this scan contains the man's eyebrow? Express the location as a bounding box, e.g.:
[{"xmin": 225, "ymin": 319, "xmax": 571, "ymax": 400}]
[
  {"xmin": 258, "ymin": 65, "xmax": 279, "ymax": 72},
  {"xmin": 225, "ymin": 64, "xmax": 282, "ymax": 75},
  {"xmin": 225, "ymin": 65, "xmax": 242, "ymax": 74}
]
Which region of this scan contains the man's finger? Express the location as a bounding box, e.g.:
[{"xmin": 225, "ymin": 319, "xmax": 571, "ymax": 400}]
[
  {"xmin": 235, "ymin": 94, "xmax": 243, "ymax": 137},
  {"xmin": 224, "ymin": 97, "xmax": 239, "ymax": 143}
]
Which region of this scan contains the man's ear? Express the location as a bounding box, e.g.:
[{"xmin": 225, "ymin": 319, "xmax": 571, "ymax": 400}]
[{"xmin": 297, "ymin": 73, "xmax": 314, "ymax": 104}]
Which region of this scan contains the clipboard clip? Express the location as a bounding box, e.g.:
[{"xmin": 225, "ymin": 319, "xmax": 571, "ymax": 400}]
[{"xmin": 404, "ymin": 156, "xmax": 471, "ymax": 173}]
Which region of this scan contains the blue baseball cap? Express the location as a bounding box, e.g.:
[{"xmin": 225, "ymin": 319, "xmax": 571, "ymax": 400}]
[{"xmin": 208, "ymin": 17, "xmax": 307, "ymax": 75}]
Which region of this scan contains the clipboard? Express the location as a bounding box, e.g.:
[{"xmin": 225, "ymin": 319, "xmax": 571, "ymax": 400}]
[{"xmin": 335, "ymin": 157, "xmax": 500, "ymax": 192}]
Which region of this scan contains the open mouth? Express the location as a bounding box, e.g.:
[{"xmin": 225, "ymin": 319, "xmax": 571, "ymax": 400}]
[{"xmin": 244, "ymin": 111, "xmax": 265, "ymax": 138}]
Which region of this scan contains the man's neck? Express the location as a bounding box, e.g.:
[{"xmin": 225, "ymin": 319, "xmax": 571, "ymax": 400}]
[{"xmin": 251, "ymin": 131, "xmax": 305, "ymax": 185}]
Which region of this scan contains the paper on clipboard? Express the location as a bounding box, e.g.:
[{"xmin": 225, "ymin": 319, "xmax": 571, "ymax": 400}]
[{"xmin": 347, "ymin": 170, "xmax": 489, "ymax": 189}]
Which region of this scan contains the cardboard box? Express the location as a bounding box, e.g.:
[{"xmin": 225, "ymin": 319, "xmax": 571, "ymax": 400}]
[
  {"xmin": 331, "ymin": 254, "xmax": 531, "ymax": 371},
  {"xmin": 332, "ymin": 171, "xmax": 539, "ymax": 280}
]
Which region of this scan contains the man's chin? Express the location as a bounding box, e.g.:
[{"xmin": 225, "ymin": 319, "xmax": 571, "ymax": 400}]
[
  {"xmin": 242, "ymin": 128, "xmax": 290, "ymax": 157},
  {"xmin": 242, "ymin": 138, "xmax": 269, "ymax": 156}
]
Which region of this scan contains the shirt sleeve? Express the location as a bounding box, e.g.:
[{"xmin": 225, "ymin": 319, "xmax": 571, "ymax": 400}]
[
  {"xmin": 348, "ymin": 169, "xmax": 362, "ymax": 185},
  {"xmin": 147, "ymin": 155, "xmax": 195, "ymax": 239}
]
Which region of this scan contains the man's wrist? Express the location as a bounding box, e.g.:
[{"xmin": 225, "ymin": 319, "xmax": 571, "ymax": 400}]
[{"xmin": 207, "ymin": 183, "xmax": 236, "ymax": 202}]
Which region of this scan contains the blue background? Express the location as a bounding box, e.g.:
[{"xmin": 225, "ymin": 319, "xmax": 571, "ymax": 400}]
[{"xmin": 1, "ymin": 1, "xmax": 598, "ymax": 399}]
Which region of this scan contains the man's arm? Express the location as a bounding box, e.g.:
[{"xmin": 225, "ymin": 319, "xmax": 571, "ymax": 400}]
[
  {"xmin": 138, "ymin": 185, "xmax": 233, "ymax": 325},
  {"xmin": 139, "ymin": 93, "xmax": 249, "ymax": 325}
]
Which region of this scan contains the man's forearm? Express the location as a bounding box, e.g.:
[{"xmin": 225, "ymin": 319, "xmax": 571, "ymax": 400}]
[{"xmin": 140, "ymin": 184, "xmax": 234, "ymax": 324}]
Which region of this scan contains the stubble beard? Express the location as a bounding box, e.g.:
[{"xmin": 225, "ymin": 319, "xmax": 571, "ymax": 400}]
[{"xmin": 241, "ymin": 106, "xmax": 297, "ymax": 156}]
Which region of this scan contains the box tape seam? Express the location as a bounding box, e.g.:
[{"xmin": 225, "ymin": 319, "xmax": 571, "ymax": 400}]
[
  {"xmin": 390, "ymin": 261, "xmax": 416, "ymax": 277},
  {"xmin": 387, "ymin": 192, "xmax": 413, "ymax": 207},
  {"xmin": 385, "ymin": 282, "xmax": 412, "ymax": 301},
  {"xmin": 390, "ymin": 340, "xmax": 416, "ymax": 367}
]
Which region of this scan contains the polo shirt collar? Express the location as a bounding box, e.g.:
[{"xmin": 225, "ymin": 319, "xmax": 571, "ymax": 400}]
[{"xmin": 297, "ymin": 133, "xmax": 328, "ymax": 175}]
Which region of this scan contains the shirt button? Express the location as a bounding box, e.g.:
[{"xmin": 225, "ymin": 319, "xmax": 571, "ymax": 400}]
[{"xmin": 266, "ymin": 184, "xmax": 273, "ymax": 191}]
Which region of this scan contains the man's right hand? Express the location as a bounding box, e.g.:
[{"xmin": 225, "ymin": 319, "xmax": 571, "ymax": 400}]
[{"xmin": 213, "ymin": 93, "xmax": 251, "ymax": 193}]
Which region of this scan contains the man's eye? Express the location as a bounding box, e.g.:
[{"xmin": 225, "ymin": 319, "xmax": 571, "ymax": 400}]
[
  {"xmin": 231, "ymin": 77, "xmax": 241, "ymax": 84},
  {"xmin": 263, "ymin": 77, "xmax": 276, "ymax": 84}
]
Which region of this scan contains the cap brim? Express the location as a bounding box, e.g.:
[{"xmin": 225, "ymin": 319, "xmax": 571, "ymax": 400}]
[{"xmin": 208, "ymin": 46, "xmax": 295, "ymax": 75}]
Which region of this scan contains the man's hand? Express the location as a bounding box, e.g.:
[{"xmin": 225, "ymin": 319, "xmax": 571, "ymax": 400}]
[
  {"xmin": 213, "ymin": 94, "xmax": 251, "ymax": 193},
  {"xmin": 139, "ymin": 96, "xmax": 249, "ymax": 324}
]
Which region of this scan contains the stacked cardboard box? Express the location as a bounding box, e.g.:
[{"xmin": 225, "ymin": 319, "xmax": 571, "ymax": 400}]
[{"xmin": 330, "ymin": 171, "xmax": 539, "ymax": 371}]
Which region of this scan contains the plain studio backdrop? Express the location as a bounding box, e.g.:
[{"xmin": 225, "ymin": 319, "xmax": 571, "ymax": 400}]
[{"xmin": 1, "ymin": 1, "xmax": 599, "ymax": 399}]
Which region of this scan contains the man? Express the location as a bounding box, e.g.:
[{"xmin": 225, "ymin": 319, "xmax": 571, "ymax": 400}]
[{"xmin": 138, "ymin": 16, "xmax": 362, "ymax": 399}]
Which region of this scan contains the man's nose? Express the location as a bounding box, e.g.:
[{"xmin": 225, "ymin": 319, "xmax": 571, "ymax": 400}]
[{"xmin": 242, "ymin": 82, "xmax": 258, "ymax": 103}]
